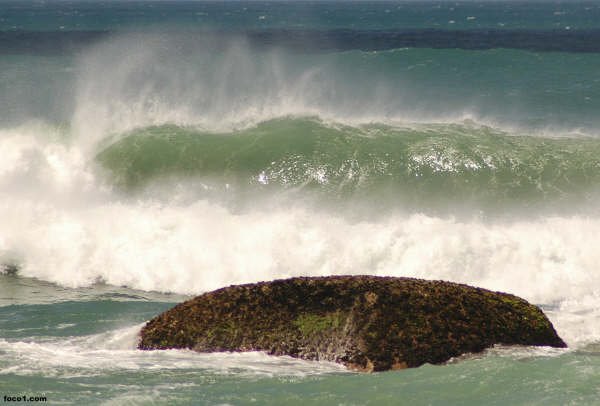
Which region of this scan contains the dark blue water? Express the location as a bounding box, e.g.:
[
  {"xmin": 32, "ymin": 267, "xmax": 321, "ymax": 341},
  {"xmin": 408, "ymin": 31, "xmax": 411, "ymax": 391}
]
[{"xmin": 2, "ymin": 1, "xmax": 600, "ymax": 31}]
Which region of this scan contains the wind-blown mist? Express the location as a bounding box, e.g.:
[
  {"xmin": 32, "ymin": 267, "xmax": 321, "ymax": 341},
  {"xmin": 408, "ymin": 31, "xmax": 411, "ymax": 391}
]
[{"xmin": 68, "ymin": 33, "xmax": 600, "ymax": 143}]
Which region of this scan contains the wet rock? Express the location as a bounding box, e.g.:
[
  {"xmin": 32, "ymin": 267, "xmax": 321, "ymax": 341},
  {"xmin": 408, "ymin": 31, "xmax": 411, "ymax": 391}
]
[{"xmin": 138, "ymin": 276, "xmax": 566, "ymax": 372}]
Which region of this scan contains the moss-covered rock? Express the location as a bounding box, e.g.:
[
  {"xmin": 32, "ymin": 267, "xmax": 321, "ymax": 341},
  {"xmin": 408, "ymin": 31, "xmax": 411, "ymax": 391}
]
[{"xmin": 138, "ymin": 276, "xmax": 566, "ymax": 372}]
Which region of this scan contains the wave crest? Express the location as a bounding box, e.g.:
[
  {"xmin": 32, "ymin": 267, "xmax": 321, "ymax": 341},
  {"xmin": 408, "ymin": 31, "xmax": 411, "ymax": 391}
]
[{"xmin": 95, "ymin": 119, "xmax": 600, "ymax": 209}]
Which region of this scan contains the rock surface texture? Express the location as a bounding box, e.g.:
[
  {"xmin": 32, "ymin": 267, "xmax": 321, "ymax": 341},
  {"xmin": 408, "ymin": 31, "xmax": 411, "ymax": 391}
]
[{"xmin": 138, "ymin": 276, "xmax": 566, "ymax": 372}]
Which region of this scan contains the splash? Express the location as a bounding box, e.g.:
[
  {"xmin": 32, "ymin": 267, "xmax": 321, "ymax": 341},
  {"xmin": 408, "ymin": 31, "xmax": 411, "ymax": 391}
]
[{"xmin": 66, "ymin": 32, "xmax": 600, "ymax": 152}]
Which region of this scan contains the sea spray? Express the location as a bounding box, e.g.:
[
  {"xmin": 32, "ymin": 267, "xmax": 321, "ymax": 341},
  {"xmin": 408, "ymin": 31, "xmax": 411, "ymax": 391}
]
[{"xmin": 67, "ymin": 32, "xmax": 600, "ymax": 145}]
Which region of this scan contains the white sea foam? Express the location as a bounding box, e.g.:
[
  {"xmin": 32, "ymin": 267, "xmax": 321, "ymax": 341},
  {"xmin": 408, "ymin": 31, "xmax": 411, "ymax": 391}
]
[
  {"xmin": 447, "ymin": 344, "xmax": 570, "ymax": 364},
  {"xmin": 1, "ymin": 136, "xmax": 600, "ymax": 348},
  {"xmin": 0, "ymin": 325, "xmax": 347, "ymax": 378}
]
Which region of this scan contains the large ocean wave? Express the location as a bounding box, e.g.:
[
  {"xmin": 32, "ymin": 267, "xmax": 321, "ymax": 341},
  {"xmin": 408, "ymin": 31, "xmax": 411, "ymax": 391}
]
[
  {"xmin": 95, "ymin": 119, "xmax": 600, "ymax": 211},
  {"xmin": 2, "ymin": 31, "xmax": 600, "ymax": 348}
]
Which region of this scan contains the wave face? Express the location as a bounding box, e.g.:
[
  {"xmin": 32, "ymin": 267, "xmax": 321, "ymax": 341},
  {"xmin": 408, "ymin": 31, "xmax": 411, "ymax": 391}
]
[
  {"xmin": 2, "ymin": 17, "xmax": 600, "ymax": 350},
  {"xmin": 97, "ymin": 120, "xmax": 600, "ymax": 211}
]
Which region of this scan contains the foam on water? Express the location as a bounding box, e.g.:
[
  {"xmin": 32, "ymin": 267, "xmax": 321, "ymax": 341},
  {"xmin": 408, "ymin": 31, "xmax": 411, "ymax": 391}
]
[{"xmin": 0, "ymin": 325, "xmax": 347, "ymax": 378}]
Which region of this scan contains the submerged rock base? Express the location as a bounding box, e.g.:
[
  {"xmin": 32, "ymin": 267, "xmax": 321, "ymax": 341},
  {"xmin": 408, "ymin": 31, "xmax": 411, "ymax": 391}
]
[{"xmin": 138, "ymin": 276, "xmax": 566, "ymax": 372}]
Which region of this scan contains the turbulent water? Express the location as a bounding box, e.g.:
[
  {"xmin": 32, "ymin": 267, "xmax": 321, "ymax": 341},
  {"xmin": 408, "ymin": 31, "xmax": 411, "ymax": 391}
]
[{"xmin": 2, "ymin": 1, "xmax": 600, "ymax": 404}]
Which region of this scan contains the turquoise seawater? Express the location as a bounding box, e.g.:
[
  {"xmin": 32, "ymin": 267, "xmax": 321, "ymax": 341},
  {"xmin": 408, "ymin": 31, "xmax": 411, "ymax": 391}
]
[
  {"xmin": 2, "ymin": 275, "xmax": 600, "ymax": 405},
  {"xmin": 2, "ymin": 1, "xmax": 600, "ymax": 404}
]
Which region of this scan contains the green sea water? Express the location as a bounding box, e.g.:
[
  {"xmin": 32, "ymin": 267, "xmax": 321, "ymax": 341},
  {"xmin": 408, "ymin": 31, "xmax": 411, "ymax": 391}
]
[{"xmin": 97, "ymin": 119, "xmax": 600, "ymax": 213}]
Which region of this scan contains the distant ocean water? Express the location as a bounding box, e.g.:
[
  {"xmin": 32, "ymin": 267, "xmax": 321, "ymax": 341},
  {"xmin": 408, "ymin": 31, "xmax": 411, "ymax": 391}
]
[{"xmin": 2, "ymin": 1, "xmax": 600, "ymax": 404}]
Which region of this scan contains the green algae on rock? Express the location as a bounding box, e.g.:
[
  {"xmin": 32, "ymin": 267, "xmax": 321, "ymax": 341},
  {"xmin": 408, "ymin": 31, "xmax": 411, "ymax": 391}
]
[{"xmin": 138, "ymin": 276, "xmax": 566, "ymax": 372}]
